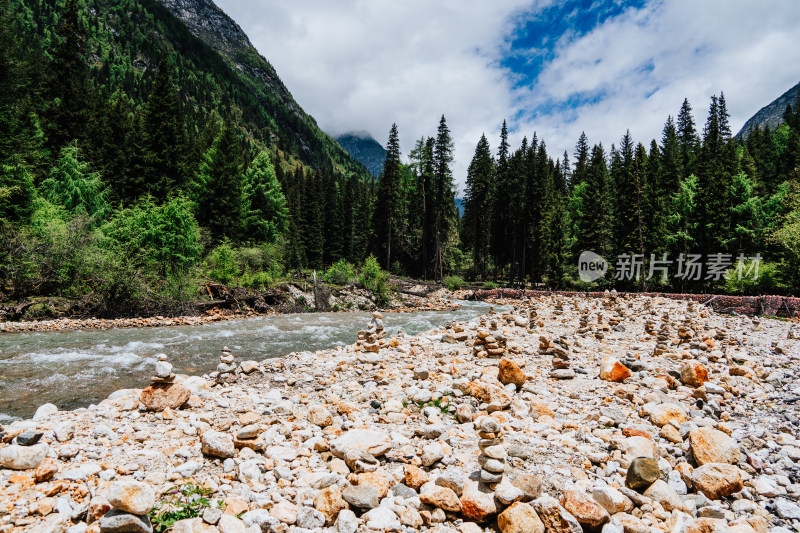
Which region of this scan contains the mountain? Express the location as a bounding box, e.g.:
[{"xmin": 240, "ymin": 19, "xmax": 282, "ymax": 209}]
[
  {"xmin": 736, "ymin": 80, "xmax": 800, "ymax": 138},
  {"xmin": 13, "ymin": 0, "xmax": 371, "ymax": 181},
  {"xmin": 334, "ymin": 132, "xmax": 387, "ymax": 178}
]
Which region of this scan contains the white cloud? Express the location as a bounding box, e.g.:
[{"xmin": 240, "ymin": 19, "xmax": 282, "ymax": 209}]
[{"xmin": 213, "ymin": 0, "xmax": 800, "ymax": 188}]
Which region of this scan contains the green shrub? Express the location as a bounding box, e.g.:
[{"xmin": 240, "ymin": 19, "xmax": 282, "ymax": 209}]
[
  {"xmin": 444, "ymin": 275, "xmax": 465, "ymax": 291},
  {"xmin": 359, "ymin": 254, "xmax": 390, "ymax": 304},
  {"xmin": 324, "ymin": 259, "xmax": 356, "ymax": 285},
  {"xmin": 240, "ymin": 270, "xmax": 273, "ymax": 290},
  {"xmin": 483, "ymin": 280, "xmax": 498, "ymax": 289},
  {"xmin": 206, "ymin": 242, "xmax": 239, "ymax": 284},
  {"xmin": 723, "ymin": 260, "xmax": 786, "ymax": 295}
]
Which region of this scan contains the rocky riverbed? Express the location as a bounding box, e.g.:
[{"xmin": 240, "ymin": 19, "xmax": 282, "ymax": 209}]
[{"xmin": 1, "ymin": 293, "xmax": 799, "ymax": 533}]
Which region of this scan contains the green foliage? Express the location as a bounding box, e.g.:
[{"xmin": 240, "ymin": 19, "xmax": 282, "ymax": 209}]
[
  {"xmin": 723, "ymin": 261, "xmax": 786, "ymax": 295},
  {"xmin": 243, "ymin": 151, "xmax": 288, "ymax": 243},
  {"xmin": 0, "ymin": 163, "xmax": 35, "ymax": 224},
  {"xmin": 359, "ymin": 254, "xmax": 390, "ymax": 303},
  {"xmin": 443, "ymin": 275, "xmax": 464, "ymax": 291},
  {"xmin": 40, "ymin": 144, "xmax": 109, "ymax": 221},
  {"xmin": 483, "ymin": 280, "xmax": 498, "ymax": 289},
  {"xmin": 149, "ymin": 484, "xmax": 215, "ymax": 533},
  {"xmin": 324, "ymin": 258, "xmax": 356, "ymax": 285},
  {"xmin": 102, "ymin": 195, "xmax": 201, "ymax": 277},
  {"xmin": 205, "ymin": 241, "xmax": 238, "ymax": 284}
]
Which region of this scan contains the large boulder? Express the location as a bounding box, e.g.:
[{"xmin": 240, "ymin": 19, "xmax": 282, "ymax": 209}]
[
  {"xmin": 680, "ymin": 362, "xmax": 709, "ymax": 388},
  {"xmin": 497, "ymin": 502, "xmax": 545, "ymax": 533},
  {"xmin": 625, "ymin": 457, "xmax": 660, "ymax": 491},
  {"xmin": 649, "ymin": 403, "xmax": 687, "ymax": 427},
  {"xmin": 692, "ymin": 463, "xmax": 744, "ymax": 500},
  {"xmin": 560, "ymin": 489, "xmax": 610, "ymax": 531},
  {"xmin": 139, "ymin": 382, "xmax": 190, "ymax": 412},
  {"xmin": 331, "ymin": 429, "xmax": 392, "ymax": 457},
  {"xmin": 0, "ymin": 443, "xmax": 48, "ymax": 470},
  {"xmin": 107, "ymin": 480, "xmax": 156, "ymax": 515},
  {"xmin": 200, "ymin": 431, "xmax": 235, "ymax": 459},
  {"xmin": 498, "ymin": 358, "xmax": 526, "ymax": 389},
  {"xmin": 689, "ymin": 428, "xmax": 739, "ymax": 466},
  {"xmin": 459, "ymin": 480, "xmax": 498, "ymax": 522},
  {"xmin": 532, "ymin": 495, "xmax": 583, "ymax": 533}
]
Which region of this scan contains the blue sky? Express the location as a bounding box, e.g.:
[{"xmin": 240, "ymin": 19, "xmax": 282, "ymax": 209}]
[{"xmin": 215, "ymin": 0, "xmax": 800, "ymax": 188}]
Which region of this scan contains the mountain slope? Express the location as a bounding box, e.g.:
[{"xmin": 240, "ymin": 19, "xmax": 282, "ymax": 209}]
[
  {"xmin": 335, "ymin": 132, "xmax": 386, "ymax": 178},
  {"xmin": 153, "ymin": 0, "xmax": 369, "ymax": 178},
  {"xmin": 737, "ymin": 80, "xmax": 800, "ymax": 138},
  {"xmin": 14, "ymin": 0, "xmax": 371, "ymax": 181}
]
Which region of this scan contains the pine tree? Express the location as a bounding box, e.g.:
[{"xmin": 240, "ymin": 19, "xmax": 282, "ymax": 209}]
[
  {"xmin": 463, "ymin": 134, "xmax": 495, "ymax": 279},
  {"xmin": 193, "ymin": 124, "xmax": 244, "ymax": 241},
  {"xmin": 41, "ymin": 143, "xmax": 109, "ymax": 220},
  {"xmin": 44, "ymin": 0, "xmax": 93, "ymax": 150},
  {"xmin": 572, "ymin": 132, "xmax": 590, "ymax": 187},
  {"xmin": 0, "ymin": 163, "xmax": 36, "ymax": 224},
  {"xmin": 243, "ymin": 151, "xmax": 288, "ymax": 243},
  {"xmin": 575, "ymin": 144, "xmax": 613, "ymax": 262},
  {"xmin": 432, "ymin": 115, "xmax": 455, "ymax": 280},
  {"xmin": 677, "ymin": 98, "xmax": 699, "ymax": 174},
  {"xmin": 140, "ymin": 56, "xmax": 188, "ymax": 201},
  {"xmin": 373, "ymin": 123, "xmax": 401, "ymax": 269}
]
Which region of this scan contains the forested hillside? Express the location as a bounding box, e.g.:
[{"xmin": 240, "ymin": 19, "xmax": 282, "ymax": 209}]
[{"xmin": 1, "ymin": 0, "xmax": 799, "ymax": 320}]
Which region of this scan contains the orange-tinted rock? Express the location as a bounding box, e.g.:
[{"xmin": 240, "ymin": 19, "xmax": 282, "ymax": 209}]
[
  {"xmin": 680, "ymin": 362, "xmax": 709, "ymax": 387},
  {"xmin": 560, "ymin": 489, "xmax": 610, "ymax": 531},
  {"xmin": 313, "ymin": 486, "xmax": 348, "ymax": 525},
  {"xmin": 497, "ymin": 502, "xmax": 545, "ymax": 533},
  {"xmin": 600, "ymin": 357, "xmax": 631, "ymax": 383},
  {"xmin": 498, "ymin": 358, "xmax": 526, "ymax": 389},
  {"xmin": 34, "ymin": 458, "xmax": 59, "ymax": 483},
  {"xmin": 139, "ymin": 382, "xmax": 190, "ymax": 412},
  {"xmin": 692, "ymin": 463, "xmax": 744, "ymax": 499},
  {"xmin": 689, "ymin": 427, "xmax": 739, "ymax": 466},
  {"xmin": 403, "ymin": 464, "xmax": 430, "ymax": 490}
]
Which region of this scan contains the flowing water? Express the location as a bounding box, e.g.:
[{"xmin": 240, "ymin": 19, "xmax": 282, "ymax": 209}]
[{"xmin": 0, "ymin": 300, "xmax": 503, "ymax": 421}]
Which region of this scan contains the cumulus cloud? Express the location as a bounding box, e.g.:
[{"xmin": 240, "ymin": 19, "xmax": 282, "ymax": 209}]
[{"xmin": 214, "ymin": 0, "xmax": 800, "ymax": 188}]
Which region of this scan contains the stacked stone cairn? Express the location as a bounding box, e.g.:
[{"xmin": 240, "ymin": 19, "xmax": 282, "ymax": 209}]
[
  {"xmin": 357, "ymin": 312, "xmax": 385, "ymax": 353},
  {"xmin": 99, "ymin": 480, "xmax": 155, "ymax": 533},
  {"xmin": 0, "ymin": 430, "xmax": 48, "ymax": 471},
  {"xmin": 152, "ymin": 353, "xmax": 174, "ymax": 383},
  {"xmin": 476, "ymin": 417, "xmax": 506, "ymax": 488},
  {"xmin": 472, "ymin": 328, "xmax": 506, "ymax": 358},
  {"xmin": 215, "ymin": 346, "xmax": 237, "ymax": 384},
  {"xmin": 652, "ymin": 314, "xmax": 671, "ymax": 355},
  {"xmin": 139, "ymin": 354, "xmax": 190, "ymax": 411}
]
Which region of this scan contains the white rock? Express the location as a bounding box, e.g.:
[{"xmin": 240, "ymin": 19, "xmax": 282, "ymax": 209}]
[
  {"xmin": 362, "ymin": 507, "xmax": 401, "ymax": 531},
  {"xmin": 33, "ymin": 403, "xmax": 58, "ymax": 420},
  {"xmin": 331, "ymin": 429, "xmax": 392, "ymax": 456},
  {"xmin": 334, "ymin": 509, "xmax": 359, "ymax": 533},
  {"xmin": 775, "ymin": 498, "xmax": 800, "ymax": 519},
  {"xmin": 107, "ymin": 480, "xmax": 156, "ymax": 515},
  {"xmin": 0, "ymin": 443, "xmax": 48, "ymax": 470}
]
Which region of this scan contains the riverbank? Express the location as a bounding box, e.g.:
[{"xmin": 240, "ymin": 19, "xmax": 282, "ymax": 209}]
[
  {"xmin": 1, "ymin": 294, "xmax": 799, "ymax": 533},
  {"xmin": 0, "ymin": 285, "xmax": 459, "ymax": 334}
]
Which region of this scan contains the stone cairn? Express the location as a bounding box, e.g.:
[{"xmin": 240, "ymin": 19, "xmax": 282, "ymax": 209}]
[
  {"xmin": 652, "ymin": 313, "xmax": 671, "ymax": 355},
  {"xmin": 152, "ymin": 353, "xmax": 175, "ymax": 383},
  {"xmin": 357, "ymin": 312, "xmax": 385, "ymax": 353},
  {"xmin": 215, "ymin": 346, "xmax": 237, "ymax": 384},
  {"xmin": 472, "ymin": 326, "xmax": 506, "ymax": 358},
  {"xmin": 476, "ymin": 417, "xmax": 506, "ymax": 488}
]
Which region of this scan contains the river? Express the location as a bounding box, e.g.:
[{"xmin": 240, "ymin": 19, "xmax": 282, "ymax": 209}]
[{"xmin": 0, "ymin": 300, "xmax": 503, "ymax": 421}]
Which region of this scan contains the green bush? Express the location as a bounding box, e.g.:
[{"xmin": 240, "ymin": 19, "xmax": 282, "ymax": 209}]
[
  {"xmin": 240, "ymin": 269, "xmax": 273, "ymax": 290},
  {"xmin": 483, "ymin": 280, "xmax": 498, "ymax": 289},
  {"xmin": 324, "ymin": 258, "xmax": 356, "ymax": 285},
  {"xmin": 359, "ymin": 254, "xmax": 390, "ymax": 304},
  {"xmin": 444, "ymin": 275, "xmax": 465, "ymax": 291},
  {"xmin": 206, "ymin": 242, "xmax": 239, "ymax": 284},
  {"xmin": 723, "ymin": 260, "xmax": 786, "ymax": 295}
]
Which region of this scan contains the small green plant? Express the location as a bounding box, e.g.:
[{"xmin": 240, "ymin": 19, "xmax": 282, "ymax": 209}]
[
  {"xmin": 416, "ymin": 397, "xmax": 454, "ymax": 417},
  {"xmin": 483, "ymin": 280, "xmax": 498, "ymax": 289},
  {"xmin": 443, "ymin": 275, "xmax": 465, "ymax": 291},
  {"xmin": 324, "ymin": 259, "xmax": 356, "ymax": 285},
  {"xmin": 149, "ymin": 484, "xmax": 215, "ymax": 533}
]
